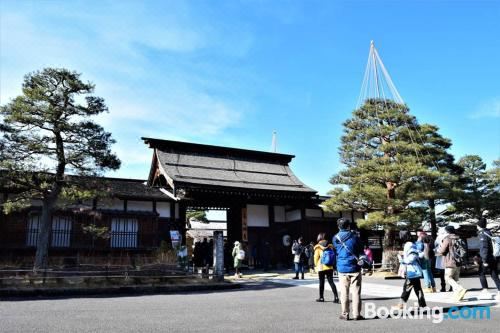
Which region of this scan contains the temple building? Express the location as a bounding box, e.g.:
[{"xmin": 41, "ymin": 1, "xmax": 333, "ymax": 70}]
[{"xmin": 0, "ymin": 138, "xmax": 364, "ymax": 266}]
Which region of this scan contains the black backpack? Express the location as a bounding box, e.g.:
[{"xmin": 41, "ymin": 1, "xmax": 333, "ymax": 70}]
[
  {"xmin": 451, "ymin": 238, "xmax": 467, "ymax": 266},
  {"xmin": 299, "ymin": 247, "xmax": 308, "ymax": 263},
  {"xmin": 304, "ymin": 246, "xmax": 312, "ymax": 259}
]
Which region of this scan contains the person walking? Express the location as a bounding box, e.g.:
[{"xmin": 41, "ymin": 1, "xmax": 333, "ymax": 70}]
[
  {"xmin": 416, "ymin": 231, "xmax": 436, "ymax": 293},
  {"xmin": 434, "ymin": 227, "xmax": 450, "ymax": 292},
  {"xmin": 393, "ymin": 232, "xmax": 427, "ymax": 309},
  {"xmin": 232, "ymin": 241, "xmax": 244, "ymax": 278},
  {"xmin": 292, "ymin": 237, "xmax": 307, "ymax": 279},
  {"xmin": 314, "ymin": 233, "xmax": 339, "ymax": 303},
  {"xmin": 477, "ymin": 218, "xmax": 500, "ymax": 301},
  {"xmin": 333, "ymin": 218, "xmax": 364, "ymax": 320},
  {"xmin": 437, "ymin": 225, "xmax": 467, "ymax": 301}
]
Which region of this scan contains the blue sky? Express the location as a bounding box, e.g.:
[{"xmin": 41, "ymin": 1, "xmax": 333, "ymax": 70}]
[{"xmin": 1, "ymin": 0, "xmax": 499, "ymax": 195}]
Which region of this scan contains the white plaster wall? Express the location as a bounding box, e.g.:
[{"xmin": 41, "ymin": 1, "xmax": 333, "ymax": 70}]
[
  {"xmin": 274, "ymin": 206, "xmax": 286, "ymax": 222},
  {"xmin": 286, "ymin": 209, "xmax": 301, "ymax": 222},
  {"xmin": 324, "ymin": 209, "xmax": 338, "ymax": 218},
  {"xmin": 127, "ymin": 201, "xmax": 153, "ymax": 212},
  {"xmin": 247, "ymin": 204, "xmax": 269, "ymax": 227},
  {"xmin": 156, "ymin": 202, "xmax": 171, "ymax": 218},
  {"xmin": 306, "ymin": 209, "xmax": 322, "ymax": 218}
]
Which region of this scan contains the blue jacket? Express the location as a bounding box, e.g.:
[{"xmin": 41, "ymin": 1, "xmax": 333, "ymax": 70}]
[
  {"xmin": 402, "ymin": 242, "xmax": 423, "ymax": 279},
  {"xmin": 333, "ymin": 230, "xmax": 363, "ymax": 273}
]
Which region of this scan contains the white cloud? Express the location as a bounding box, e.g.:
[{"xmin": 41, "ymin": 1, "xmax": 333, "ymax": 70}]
[
  {"xmin": 470, "ymin": 97, "xmax": 500, "ymax": 119},
  {"xmin": 0, "ymin": 1, "xmax": 254, "ymax": 175}
]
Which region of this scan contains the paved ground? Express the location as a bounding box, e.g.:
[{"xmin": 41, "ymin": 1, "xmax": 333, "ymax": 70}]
[{"xmin": 1, "ymin": 273, "xmax": 499, "ymax": 332}]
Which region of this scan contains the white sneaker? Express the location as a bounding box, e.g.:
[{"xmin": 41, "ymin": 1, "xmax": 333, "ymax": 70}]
[{"xmin": 479, "ymin": 289, "xmax": 492, "ymax": 300}]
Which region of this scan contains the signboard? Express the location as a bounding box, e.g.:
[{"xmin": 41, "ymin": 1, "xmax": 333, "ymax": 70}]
[
  {"xmin": 241, "ymin": 208, "xmax": 248, "ymax": 242},
  {"xmin": 170, "ymin": 230, "xmax": 182, "ymax": 248},
  {"xmin": 368, "ymin": 236, "xmax": 382, "ymax": 249}
]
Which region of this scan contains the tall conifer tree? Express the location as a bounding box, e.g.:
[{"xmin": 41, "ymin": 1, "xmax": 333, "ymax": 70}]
[{"xmin": 0, "ymin": 68, "xmax": 121, "ymax": 270}]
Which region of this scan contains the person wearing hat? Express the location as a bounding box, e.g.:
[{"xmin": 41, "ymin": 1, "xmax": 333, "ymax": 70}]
[
  {"xmin": 477, "ymin": 217, "xmax": 500, "ymax": 300},
  {"xmin": 232, "ymin": 241, "xmax": 244, "ymax": 278},
  {"xmin": 437, "ymin": 225, "xmax": 467, "ymax": 301}
]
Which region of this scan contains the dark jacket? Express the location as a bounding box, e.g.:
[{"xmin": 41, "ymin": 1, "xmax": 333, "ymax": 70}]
[
  {"xmin": 478, "ymin": 229, "xmax": 494, "ymax": 263},
  {"xmin": 292, "ymin": 242, "xmax": 307, "ymax": 264},
  {"xmin": 333, "ymin": 230, "xmax": 363, "ymax": 273}
]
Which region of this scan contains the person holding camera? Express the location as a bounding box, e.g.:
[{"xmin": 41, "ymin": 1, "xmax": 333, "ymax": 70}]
[{"xmin": 333, "ymin": 218, "xmax": 364, "ymax": 320}]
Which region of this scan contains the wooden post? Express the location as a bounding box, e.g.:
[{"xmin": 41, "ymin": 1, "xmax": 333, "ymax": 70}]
[
  {"xmin": 241, "ymin": 207, "xmax": 248, "ymax": 242},
  {"xmin": 178, "ymin": 202, "xmax": 187, "ymax": 245},
  {"xmin": 213, "ymin": 230, "xmax": 224, "ymax": 282}
]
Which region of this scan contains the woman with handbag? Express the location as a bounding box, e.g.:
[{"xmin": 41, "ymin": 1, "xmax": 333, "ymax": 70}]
[{"xmin": 394, "ymin": 232, "xmax": 427, "ymax": 309}]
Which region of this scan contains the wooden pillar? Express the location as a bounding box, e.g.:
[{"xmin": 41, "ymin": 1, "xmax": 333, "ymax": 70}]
[
  {"xmin": 178, "ymin": 202, "xmax": 187, "ymax": 245},
  {"xmin": 268, "ymin": 205, "xmax": 275, "ymax": 236},
  {"xmin": 213, "ymin": 230, "xmax": 224, "ymax": 281},
  {"xmin": 227, "ymin": 205, "xmax": 243, "ymax": 246}
]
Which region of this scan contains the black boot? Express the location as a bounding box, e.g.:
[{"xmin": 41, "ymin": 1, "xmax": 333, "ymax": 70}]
[{"xmin": 301, "ymin": 273, "xmax": 305, "ymax": 279}]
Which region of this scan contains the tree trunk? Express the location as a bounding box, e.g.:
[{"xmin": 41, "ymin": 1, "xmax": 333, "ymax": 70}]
[
  {"xmin": 34, "ymin": 198, "xmax": 56, "ymax": 271},
  {"xmin": 34, "ymin": 129, "xmax": 65, "ymax": 272},
  {"xmin": 428, "ymin": 198, "xmax": 437, "ymax": 240}
]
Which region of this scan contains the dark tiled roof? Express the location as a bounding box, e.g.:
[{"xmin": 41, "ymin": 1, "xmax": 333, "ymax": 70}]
[
  {"xmin": 146, "ymin": 138, "xmax": 317, "ymax": 194},
  {"xmin": 99, "ymin": 178, "xmax": 167, "ymax": 200},
  {"xmin": 0, "ymin": 172, "xmax": 168, "ymax": 201}
]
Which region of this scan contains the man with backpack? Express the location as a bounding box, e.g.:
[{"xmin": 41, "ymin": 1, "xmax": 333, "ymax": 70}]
[
  {"xmin": 333, "ymin": 218, "xmax": 364, "ymax": 320},
  {"xmin": 477, "ymin": 217, "xmax": 500, "ymax": 300},
  {"xmin": 437, "ymin": 225, "xmax": 468, "ymax": 301}
]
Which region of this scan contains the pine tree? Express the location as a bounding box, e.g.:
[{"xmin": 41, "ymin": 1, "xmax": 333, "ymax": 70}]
[
  {"xmin": 324, "ymin": 98, "xmax": 457, "ymax": 248},
  {"xmin": 0, "ymin": 68, "xmax": 121, "ymax": 270},
  {"xmin": 452, "ymin": 155, "xmax": 499, "ymax": 219},
  {"xmin": 409, "ymin": 124, "xmax": 462, "ymax": 239}
]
